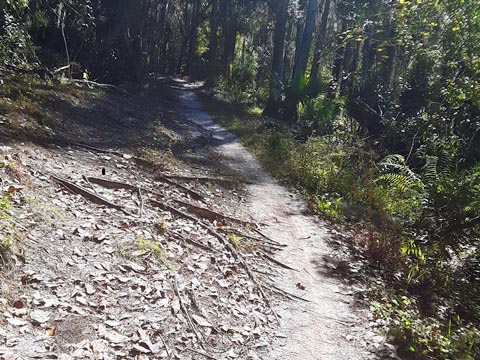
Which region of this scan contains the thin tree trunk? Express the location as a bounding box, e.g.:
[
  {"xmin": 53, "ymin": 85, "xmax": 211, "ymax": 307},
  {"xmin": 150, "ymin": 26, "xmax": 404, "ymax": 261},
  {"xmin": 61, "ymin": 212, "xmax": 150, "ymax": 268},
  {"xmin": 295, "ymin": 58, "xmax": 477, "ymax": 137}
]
[
  {"xmin": 159, "ymin": 0, "xmax": 169, "ymax": 73},
  {"xmin": 308, "ymin": 0, "xmax": 331, "ymax": 88},
  {"xmin": 284, "ymin": 0, "xmax": 319, "ymax": 121},
  {"xmin": 206, "ymin": 0, "xmax": 219, "ymax": 86},
  {"xmin": 282, "ymin": 18, "xmax": 294, "ymax": 82},
  {"xmin": 263, "ymin": 0, "xmax": 289, "ymax": 118},
  {"xmin": 186, "ymin": 0, "xmax": 200, "ymax": 79}
]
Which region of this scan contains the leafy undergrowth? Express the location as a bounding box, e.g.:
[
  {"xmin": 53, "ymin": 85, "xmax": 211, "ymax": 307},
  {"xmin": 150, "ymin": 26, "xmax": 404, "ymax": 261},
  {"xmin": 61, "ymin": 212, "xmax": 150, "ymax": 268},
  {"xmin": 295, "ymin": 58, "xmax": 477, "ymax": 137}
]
[
  {"xmin": 200, "ymin": 92, "xmax": 480, "ymax": 359},
  {"xmin": 0, "ymin": 150, "xmax": 29, "ymax": 267}
]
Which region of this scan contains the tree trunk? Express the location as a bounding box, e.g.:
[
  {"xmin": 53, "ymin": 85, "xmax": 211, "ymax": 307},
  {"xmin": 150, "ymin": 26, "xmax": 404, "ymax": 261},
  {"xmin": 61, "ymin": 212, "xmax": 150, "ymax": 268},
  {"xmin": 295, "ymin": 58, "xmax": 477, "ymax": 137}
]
[
  {"xmin": 308, "ymin": 0, "xmax": 331, "ymax": 88},
  {"xmin": 206, "ymin": 0, "xmax": 220, "ymax": 86},
  {"xmin": 220, "ymin": 0, "xmax": 236, "ymax": 79},
  {"xmin": 159, "ymin": 0, "xmax": 169, "ymax": 73},
  {"xmin": 263, "ymin": 0, "xmax": 289, "ymax": 118},
  {"xmin": 283, "ymin": 0, "xmax": 319, "ymax": 121},
  {"xmin": 282, "ymin": 18, "xmax": 295, "ymax": 82},
  {"xmin": 186, "ymin": 0, "xmax": 200, "ymax": 79}
]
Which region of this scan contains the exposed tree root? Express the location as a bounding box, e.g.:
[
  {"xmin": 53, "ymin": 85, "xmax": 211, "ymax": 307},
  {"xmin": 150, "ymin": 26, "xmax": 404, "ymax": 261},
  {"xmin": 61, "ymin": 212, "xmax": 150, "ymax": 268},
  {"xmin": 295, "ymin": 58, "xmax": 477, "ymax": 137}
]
[
  {"xmin": 52, "ymin": 175, "xmax": 126, "ymax": 212},
  {"xmin": 259, "ymin": 251, "xmax": 298, "ymax": 271},
  {"xmin": 150, "ymin": 198, "xmax": 279, "ymax": 322},
  {"xmin": 171, "ymin": 198, "xmax": 256, "ymax": 226},
  {"xmin": 156, "ymin": 175, "xmax": 205, "ymax": 201}
]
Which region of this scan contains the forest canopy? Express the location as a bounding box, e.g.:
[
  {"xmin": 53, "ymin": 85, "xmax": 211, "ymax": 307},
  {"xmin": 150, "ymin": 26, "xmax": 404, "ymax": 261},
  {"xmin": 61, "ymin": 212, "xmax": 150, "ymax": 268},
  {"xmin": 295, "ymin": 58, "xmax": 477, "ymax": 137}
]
[{"xmin": 1, "ymin": 0, "xmax": 480, "ymax": 358}]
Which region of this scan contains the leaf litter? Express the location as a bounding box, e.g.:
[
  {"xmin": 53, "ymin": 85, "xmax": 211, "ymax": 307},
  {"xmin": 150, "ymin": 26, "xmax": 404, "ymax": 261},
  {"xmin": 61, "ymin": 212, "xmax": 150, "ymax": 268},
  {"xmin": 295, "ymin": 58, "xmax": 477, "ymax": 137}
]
[{"xmin": 0, "ymin": 138, "xmax": 294, "ymax": 359}]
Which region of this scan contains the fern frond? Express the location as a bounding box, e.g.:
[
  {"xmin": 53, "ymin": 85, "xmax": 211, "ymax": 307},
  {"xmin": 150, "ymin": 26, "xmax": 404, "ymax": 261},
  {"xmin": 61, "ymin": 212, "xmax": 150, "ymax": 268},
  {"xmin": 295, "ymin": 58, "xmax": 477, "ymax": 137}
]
[
  {"xmin": 379, "ymin": 154, "xmax": 423, "ymax": 187},
  {"xmin": 422, "ymin": 156, "xmax": 438, "ymax": 186}
]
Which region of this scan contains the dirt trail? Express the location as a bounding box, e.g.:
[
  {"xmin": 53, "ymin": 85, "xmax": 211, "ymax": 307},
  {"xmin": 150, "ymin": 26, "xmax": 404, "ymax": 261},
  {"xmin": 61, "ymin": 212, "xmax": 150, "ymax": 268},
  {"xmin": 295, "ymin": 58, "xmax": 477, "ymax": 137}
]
[
  {"xmin": 0, "ymin": 78, "xmax": 385, "ymax": 359},
  {"xmin": 177, "ymin": 82, "xmax": 375, "ymax": 359}
]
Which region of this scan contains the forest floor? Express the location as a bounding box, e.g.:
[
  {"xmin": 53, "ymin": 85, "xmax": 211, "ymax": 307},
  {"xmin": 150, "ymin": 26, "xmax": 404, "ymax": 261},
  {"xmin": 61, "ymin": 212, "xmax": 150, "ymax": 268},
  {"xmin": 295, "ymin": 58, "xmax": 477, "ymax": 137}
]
[{"xmin": 0, "ymin": 77, "xmax": 394, "ymax": 359}]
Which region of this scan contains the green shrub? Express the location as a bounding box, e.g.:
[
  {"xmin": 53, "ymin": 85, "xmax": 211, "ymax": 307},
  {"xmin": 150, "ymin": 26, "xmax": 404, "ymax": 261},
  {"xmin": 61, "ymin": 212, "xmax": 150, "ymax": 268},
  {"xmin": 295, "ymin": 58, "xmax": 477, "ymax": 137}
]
[
  {"xmin": 373, "ymin": 293, "xmax": 480, "ymax": 359},
  {"xmin": 0, "ymin": 194, "xmax": 13, "ymax": 266},
  {"xmin": 298, "ymin": 94, "xmax": 345, "ymax": 135}
]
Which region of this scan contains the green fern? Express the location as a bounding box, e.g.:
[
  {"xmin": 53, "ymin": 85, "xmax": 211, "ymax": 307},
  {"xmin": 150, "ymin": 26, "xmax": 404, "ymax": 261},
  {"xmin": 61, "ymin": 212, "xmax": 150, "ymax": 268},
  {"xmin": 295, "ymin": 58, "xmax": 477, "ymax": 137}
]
[{"xmin": 377, "ymin": 154, "xmax": 424, "ymax": 192}]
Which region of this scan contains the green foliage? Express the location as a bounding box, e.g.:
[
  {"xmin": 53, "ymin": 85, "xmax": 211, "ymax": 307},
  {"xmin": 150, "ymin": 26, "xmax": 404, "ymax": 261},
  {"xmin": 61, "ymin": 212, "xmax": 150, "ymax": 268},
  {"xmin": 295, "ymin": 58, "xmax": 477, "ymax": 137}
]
[
  {"xmin": 298, "ymin": 94, "xmax": 345, "ymax": 135},
  {"xmin": 315, "ymin": 195, "xmax": 343, "ymax": 221},
  {"xmin": 0, "ymin": 1, "xmax": 35, "ymax": 68},
  {"xmin": 0, "ymin": 194, "xmax": 14, "ymax": 266},
  {"xmin": 215, "ymin": 37, "xmax": 270, "ymax": 105},
  {"xmin": 373, "ymin": 294, "xmax": 480, "ymax": 359},
  {"xmin": 263, "ymin": 129, "xmax": 296, "ymax": 165}
]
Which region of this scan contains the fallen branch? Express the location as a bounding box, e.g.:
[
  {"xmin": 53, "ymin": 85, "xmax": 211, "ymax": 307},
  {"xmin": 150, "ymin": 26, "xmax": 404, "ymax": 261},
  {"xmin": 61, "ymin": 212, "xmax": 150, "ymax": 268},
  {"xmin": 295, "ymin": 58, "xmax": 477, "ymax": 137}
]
[
  {"xmin": 172, "ymin": 277, "xmax": 205, "ymax": 345},
  {"xmin": 137, "ymin": 187, "xmax": 144, "ymax": 216},
  {"xmin": 151, "ymin": 330, "xmax": 172, "ymax": 358},
  {"xmin": 259, "ymin": 251, "xmax": 298, "ymax": 272},
  {"xmin": 82, "ymin": 175, "xmax": 100, "ymax": 195},
  {"xmin": 52, "ymin": 175, "xmax": 127, "ymax": 213},
  {"xmin": 86, "ymin": 176, "xmax": 137, "ymax": 190},
  {"xmin": 3, "ymin": 213, "xmax": 28, "ymax": 231},
  {"xmin": 74, "ymin": 143, "xmax": 149, "ymax": 167},
  {"xmin": 86, "ymin": 177, "xmax": 167, "ymax": 201},
  {"xmin": 150, "ymin": 199, "xmax": 198, "ymax": 223},
  {"xmin": 156, "ymin": 175, "xmax": 204, "ymax": 202},
  {"xmin": 267, "ymin": 284, "xmax": 311, "ymax": 303},
  {"xmin": 204, "ymin": 226, "xmax": 279, "ymax": 323},
  {"xmin": 73, "ymin": 143, "xmax": 125, "ymax": 157},
  {"xmin": 223, "ymin": 227, "xmax": 287, "ymax": 249},
  {"xmin": 70, "ymin": 79, "xmax": 128, "ymax": 95},
  {"xmin": 253, "ymin": 228, "xmax": 283, "ymax": 246},
  {"xmin": 164, "ymin": 174, "xmax": 239, "ymax": 185},
  {"xmin": 169, "ymin": 231, "xmax": 221, "ymax": 254},
  {"xmin": 185, "ymin": 348, "xmax": 216, "ymax": 360}
]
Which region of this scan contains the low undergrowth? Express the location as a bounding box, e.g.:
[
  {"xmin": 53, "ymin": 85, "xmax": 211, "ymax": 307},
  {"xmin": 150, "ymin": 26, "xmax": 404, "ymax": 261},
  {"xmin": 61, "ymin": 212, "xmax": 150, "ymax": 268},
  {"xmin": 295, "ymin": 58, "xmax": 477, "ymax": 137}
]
[
  {"xmin": 0, "ymin": 73, "xmax": 102, "ymax": 142},
  {"xmin": 0, "ymin": 157, "xmax": 28, "ymax": 269},
  {"xmin": 0, "ymin": 193, "xmax": 14, "ymax": 266},
  {"xmin": 200, "ymin": 92, "xmax": 480, "ymax": 359}
]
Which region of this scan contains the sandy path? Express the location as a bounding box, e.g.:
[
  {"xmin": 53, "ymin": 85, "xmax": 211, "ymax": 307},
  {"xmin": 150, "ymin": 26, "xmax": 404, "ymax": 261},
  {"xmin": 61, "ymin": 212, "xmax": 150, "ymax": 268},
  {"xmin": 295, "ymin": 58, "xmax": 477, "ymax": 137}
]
[{"xmin": 176, "ymin": 84, "xmax": 374, "ymax": 359}]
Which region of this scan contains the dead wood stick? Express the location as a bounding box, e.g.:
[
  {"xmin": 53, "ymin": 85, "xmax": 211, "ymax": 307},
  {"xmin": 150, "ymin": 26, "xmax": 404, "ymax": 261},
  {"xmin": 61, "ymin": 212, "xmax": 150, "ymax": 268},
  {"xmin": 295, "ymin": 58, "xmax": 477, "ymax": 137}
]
[
  {"xmin": 223, "ymin": 227, "xmax": 287, "ymax": 249},
  {"xmin": 152, "ymin": 330, "xmax": 172, "ymax": 358},
  {"xmin": 172, "ymin": 277, "xmax": 205, "ymax": 345},
  {"xmin": 171, "ymin": 198, "xmax": 256, "ymax": 226},
  {"xmin": 73, "ymin": 142, "xmax": 125, "ymax": 157},
  {"xmin": 253, "ymin": 268, "xmax": 277, "ymax": 277},
  {"xmin": 150, "ymin": 199, "xmax": 199, "ymax": 223},
  {"xmin": 267, "ymin": 284, "xmax": 311, "ymax": 303},
  {"xmin": 74, "ymin": 143, "xmax": 148, "ymax": 165},
  {"xmin": 163, "ymin": 174, "xmax": 238, "ymax": 185},
  {"xmin": 253, "ymin": 228, "xmax": 283, "ymax": 246},
  {"xmin": 185, "ymin": 348, "xmax": 216, "ymax": 360},
  {"xmin": 86, "ymin": 177, "xmax": 137, "ymax": 190},
  {"xmin": 3, "ymin": 213, "xmax": 28, "ymax": 231},
  {"xmin": 170, "ymin": 231, "xmax": 221, "ymax": 254},
  {"xmin": 87, "ymin": 177, "xmax": 166, "ymax": 201},
  {"xmin": 156, "ymin": 175, "xmax": 204, "ymax": 201},
  {"xmin": 137, "ymin": 187, "xmax": 144, "ymax": 216},
  {"xmin": 52, "ymin": 175, "xmax": 128, "ymax": 213},
  {"xmin": 205, "ymin": 227, "xmax": 280, "ymax": 323},
  {"xmin": 82, "ymin": 175, "xmax": 100, "ymax": 195},
  {"xmin": 259, "ymin": 251, "xmax": 299, "ymax": 272}
]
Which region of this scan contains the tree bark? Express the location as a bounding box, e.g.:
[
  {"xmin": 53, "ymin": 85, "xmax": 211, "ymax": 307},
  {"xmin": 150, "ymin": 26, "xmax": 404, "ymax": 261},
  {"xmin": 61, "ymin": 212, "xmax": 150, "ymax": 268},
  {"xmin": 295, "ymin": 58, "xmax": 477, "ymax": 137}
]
[
  {"xmin": 186, "ymin": 0, "xmax": 200, "ymax": 79},
  {"xmin": 263, "ymin": 0, "xmax": 289, "ymax": 118},
  {"xmin": 308, "ymin": 0, "xmax": 331, "ymax": 88},
  {"xmin": 283, "ymin": 0, "xmax": 319, "ymax": 121},
  {"xmin": 206, "ymin": 0, "xmax": 220, "ymax": 86}
]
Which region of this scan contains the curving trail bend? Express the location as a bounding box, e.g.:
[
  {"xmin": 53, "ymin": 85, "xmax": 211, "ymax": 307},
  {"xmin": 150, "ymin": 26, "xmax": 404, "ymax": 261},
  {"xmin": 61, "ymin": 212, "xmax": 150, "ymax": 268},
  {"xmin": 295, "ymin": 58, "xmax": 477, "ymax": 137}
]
[{"xmin": 176, "ymin": 82, "xmax": 375, "ymax": 360}]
